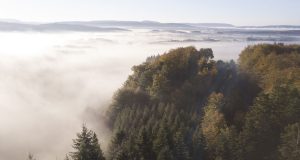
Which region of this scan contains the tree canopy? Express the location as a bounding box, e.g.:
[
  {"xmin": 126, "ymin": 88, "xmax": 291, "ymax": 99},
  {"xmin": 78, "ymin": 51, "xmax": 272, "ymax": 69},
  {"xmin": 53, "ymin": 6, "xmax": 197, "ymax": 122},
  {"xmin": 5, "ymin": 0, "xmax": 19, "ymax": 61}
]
[{"xmin": 104, "ymin": 44, "xmax": 300, "ymax": 160}]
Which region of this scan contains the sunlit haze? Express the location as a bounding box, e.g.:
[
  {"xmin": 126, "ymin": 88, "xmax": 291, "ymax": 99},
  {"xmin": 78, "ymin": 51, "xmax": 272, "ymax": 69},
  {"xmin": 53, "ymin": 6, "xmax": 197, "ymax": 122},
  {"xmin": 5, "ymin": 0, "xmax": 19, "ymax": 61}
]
[{"xmin": 0, "ymin": 0, "xmax": 299, "ymax": 25}]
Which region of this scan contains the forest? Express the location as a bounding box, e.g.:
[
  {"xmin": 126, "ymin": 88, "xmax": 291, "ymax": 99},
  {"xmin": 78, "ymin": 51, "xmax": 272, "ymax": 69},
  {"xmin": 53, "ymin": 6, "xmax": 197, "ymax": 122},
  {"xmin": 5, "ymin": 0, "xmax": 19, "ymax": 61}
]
[{"xmin": 47, "ymin": 44, "xmax": 300, "ymax": 160}]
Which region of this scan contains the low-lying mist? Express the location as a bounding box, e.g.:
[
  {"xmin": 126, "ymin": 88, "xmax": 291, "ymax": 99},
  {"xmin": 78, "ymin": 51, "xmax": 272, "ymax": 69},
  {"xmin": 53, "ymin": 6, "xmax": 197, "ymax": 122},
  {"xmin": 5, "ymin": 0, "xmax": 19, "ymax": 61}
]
[{"xmin": 0, "ymin": 29, "xmax": 295, "ymax": 160}]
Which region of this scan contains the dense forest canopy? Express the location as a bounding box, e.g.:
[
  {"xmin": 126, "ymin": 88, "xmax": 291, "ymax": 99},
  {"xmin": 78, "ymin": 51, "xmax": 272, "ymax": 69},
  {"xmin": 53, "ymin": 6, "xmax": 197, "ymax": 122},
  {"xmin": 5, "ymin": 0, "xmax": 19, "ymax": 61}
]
[
  {"xmin": 105, "ymin": 44, "xmax": 300, "ymax": 160},
  {"xmin": 239, "ymin": 44, "xmax": 300, "ymax": 91},
  {"xmin": 55, "ymin": 44, "xmax": 300, "ymax": 160}
]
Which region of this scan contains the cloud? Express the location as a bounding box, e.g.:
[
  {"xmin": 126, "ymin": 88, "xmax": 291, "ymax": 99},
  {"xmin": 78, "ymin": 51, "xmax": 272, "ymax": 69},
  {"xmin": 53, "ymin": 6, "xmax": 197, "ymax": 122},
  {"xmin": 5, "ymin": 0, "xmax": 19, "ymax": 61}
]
[{"xmin": 0, "ymin": 46, "xmax": 131, "ymax": 160}]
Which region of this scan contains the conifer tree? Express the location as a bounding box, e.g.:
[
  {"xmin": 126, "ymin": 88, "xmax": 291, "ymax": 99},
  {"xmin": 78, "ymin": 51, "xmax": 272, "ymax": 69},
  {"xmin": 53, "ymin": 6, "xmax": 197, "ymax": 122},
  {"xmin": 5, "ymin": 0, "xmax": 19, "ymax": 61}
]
[
  {"xmin": 90, "ymin": 133, "xmax": 106, "ymax": 160},
  {"xmin": 278, "ymin": 123, "xmax": 300, "ymax": 160},
  {"xmin": 174, "ymin": 131, "xmax": 190, "ymax": 160},
  {"xmin": 108, "ymin": 130, "xmax": 127, "ymax": 160},
  {"xmin": 70, "ymin": 125, "xmax": 105, "ymax": 160},
  {"xmin": 27, "ymin": 153, "xmax": 36, "ymax": 160},
  {"xmin": 135, "ymin": 127, "xmax": 155, "ymax": 160},
  {"xmin": 157, "ymin": 146, "xmax": 174, "ymax": 160}
]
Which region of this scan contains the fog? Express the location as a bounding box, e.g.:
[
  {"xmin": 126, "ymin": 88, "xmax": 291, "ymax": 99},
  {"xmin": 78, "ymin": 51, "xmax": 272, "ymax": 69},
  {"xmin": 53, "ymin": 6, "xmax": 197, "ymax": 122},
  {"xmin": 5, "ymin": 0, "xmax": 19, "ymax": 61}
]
[{"xmin": 0, "ymin": 28, "xmax": 299, "ymax": 160}]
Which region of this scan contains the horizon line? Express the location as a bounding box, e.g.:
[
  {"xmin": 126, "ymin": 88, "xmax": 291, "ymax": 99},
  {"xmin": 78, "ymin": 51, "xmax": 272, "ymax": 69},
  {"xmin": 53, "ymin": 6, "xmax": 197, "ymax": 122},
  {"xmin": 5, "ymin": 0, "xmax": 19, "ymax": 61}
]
[{"xmin": 1, "ymin": 18, "xmax": 300, "ymax": 27}]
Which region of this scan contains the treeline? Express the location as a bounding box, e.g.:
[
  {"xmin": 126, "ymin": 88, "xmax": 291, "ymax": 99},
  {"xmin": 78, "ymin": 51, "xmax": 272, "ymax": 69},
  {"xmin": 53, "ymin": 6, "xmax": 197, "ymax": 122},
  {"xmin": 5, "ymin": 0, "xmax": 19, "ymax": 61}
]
[{"xmin": 106, "ymin": 44, "xmax": 300, "ymax": 160}]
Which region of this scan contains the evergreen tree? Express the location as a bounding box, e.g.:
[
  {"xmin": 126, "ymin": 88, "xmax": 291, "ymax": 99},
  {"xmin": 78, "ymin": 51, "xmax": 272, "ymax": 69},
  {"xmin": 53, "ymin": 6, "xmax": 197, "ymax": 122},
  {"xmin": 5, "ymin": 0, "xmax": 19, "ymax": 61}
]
[
  {"xmin": 191, "ymin": 127, "xmax": 204, "ymax": 160},
  {"xmin": 108, "ymin": 130, "xmax": 128, "ymax": 160},
  {"xmin": 174, "ymin": 131, "xmax": 190, "ymax": 160},
  {"xmin": 90, "ymin": 133, "xmax": 106, "ymax": 160},
  {"xmin": 135, "ymin": 127, "xmax": 155, "ymax": 160},
  {"xmin": 278, "ymin": 123, "xmax": 300, "ymax": 160},
  {"xmin": 157, "ymin": 146, "xmax": 174, "ymax": 160},
  {"xmin": 27, "ymin": 153, "xmax": 36, "ymax": 160},
  {"xmin": 70, "ymin": 125, "xmax": 105, "ymax": 160},
  {"xmin": 241, "ymin": 86, "xmax": 300, "ymax": 160},
  {"xmin": 153, "ymin": 120, "xmax": 171, "ymax": 154}
]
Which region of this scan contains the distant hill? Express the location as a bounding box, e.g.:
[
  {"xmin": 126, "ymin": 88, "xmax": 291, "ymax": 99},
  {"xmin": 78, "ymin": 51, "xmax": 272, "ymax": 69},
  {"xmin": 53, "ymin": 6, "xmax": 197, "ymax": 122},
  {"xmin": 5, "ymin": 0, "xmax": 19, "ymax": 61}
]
[
  {"xmin": 58, "ymin": 21, "xmax": 236, "ymax": 29},
  {"xmin": 187, "ymin": 23, "xmax": 235, "ymax": 28},
  {"xmin": 239, "ymin": 25, "xmax": 300, "ymax": 29},
  {"xmin": 0, "ymin": 20, "xmax": 236, "ymax": 31},
  {"xmin": 57, "ymin": 20, "xmax": 196, "ymax": 29},
  {"xmin": 0, "ymin": 19, "xmax": 299, "ymax": 33},
  {"xmin": 0, "ymin": 21, "xmax": 129, "ymax": 32}
]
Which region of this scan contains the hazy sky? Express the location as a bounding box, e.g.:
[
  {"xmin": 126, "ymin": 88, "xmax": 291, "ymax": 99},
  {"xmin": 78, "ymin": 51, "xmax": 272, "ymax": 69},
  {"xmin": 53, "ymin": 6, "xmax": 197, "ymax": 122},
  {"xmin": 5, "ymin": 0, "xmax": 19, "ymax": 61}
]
[{"xmin": 0, "ymin": 0, "xmax": 299, "ymax": 25}]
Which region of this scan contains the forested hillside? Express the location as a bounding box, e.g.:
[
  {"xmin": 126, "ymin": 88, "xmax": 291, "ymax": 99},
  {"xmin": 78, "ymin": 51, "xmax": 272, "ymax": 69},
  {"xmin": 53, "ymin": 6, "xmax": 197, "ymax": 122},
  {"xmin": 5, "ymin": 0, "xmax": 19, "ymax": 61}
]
[{"xmin": 106, "ymin": 44, "xmax": 300, "ymax": 160}]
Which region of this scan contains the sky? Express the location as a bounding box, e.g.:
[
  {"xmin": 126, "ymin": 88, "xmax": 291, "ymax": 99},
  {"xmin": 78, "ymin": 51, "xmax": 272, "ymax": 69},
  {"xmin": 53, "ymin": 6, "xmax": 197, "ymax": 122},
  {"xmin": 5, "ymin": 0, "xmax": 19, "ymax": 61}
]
[{"xmin": 0, "ymin": 0, "xmax": 299, "ymax": 26}]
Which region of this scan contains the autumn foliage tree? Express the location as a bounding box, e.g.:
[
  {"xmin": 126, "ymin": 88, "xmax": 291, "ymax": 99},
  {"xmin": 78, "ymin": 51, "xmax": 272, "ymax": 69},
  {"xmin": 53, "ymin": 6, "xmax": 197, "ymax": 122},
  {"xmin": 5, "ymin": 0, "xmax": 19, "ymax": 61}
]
[{"xmin": 106, "ymin": 44, "xmax": 300, "ymax": 160}]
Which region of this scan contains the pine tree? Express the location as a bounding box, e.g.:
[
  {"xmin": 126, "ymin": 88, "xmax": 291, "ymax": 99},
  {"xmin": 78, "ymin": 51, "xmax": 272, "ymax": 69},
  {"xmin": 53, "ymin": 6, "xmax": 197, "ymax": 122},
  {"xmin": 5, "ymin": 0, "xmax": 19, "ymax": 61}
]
[
  {"xmin": 135, "ymin": 127, "xmax": 155, "ymax": 160},
  {"xmin": 108, "ymin": 130, "xmax": 125, "ymax": 159},
  {"xmin": 153, "ymin": 120, "xmax": 171, "ymax": 154},
  {"xmin": 157, "ymin": 146, "xmax": 174, "ymax": 160},
  {"xmin": 27, "ymin": 153, "xmax": 36, "ymax": 160},
  {"xmin": 278, "ymin": 123, "xmax": 300, "ymax": 160},
  {"xmin": 90, "ymin": 133, "xmax": 106, "ymax": 160},
  {"xmin": 191, "ymin": 127, "xmax": 204, "ymax": 160},
  {"xmin": 174, "ymin": 131, "xmax": 190, "ymax": 160},
  {"xmin": 70, "ymin": 125, "xmax": 105, "ymax": 160}
]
